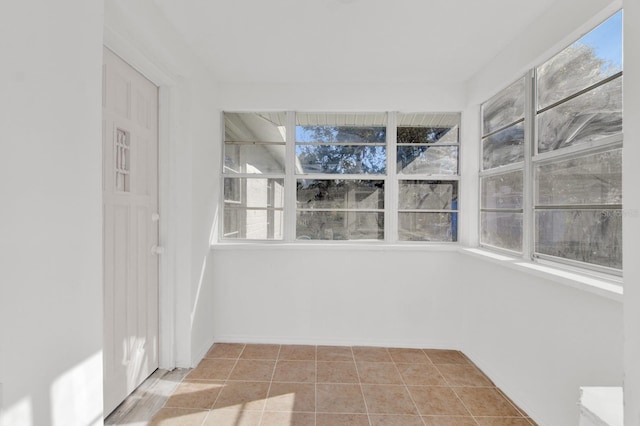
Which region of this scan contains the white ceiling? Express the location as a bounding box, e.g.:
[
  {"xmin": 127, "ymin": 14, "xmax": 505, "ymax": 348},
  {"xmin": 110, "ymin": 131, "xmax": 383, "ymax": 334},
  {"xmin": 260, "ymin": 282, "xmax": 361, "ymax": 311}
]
[{"xmin": 152, "ymin": 0, "xmax": 558, "ymax": 84}]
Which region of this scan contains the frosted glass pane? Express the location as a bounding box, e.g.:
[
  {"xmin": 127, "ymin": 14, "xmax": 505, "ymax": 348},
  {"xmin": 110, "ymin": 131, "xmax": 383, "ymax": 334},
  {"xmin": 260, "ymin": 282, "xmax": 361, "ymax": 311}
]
[
  {"xmin": 223, "ymin": 178, "xmax": 285, "ymax": 208},
  {"xmin": 223, "ymin": 208, "xmax": 284, "ymax": 240},
  {"xmin": 537, "ymin": 76, "xmax": 622, "ymax": 153},
  {"xmin": 482, "ymin": 77, "xmax": 525, "ymax": 135},
  {"xmin": 536, "ymin": 149, "xmax": 621, "ymax": 206},
  {"xmin": 296, "ymin": 145, "xmax": 386, "ymax": 174},
  {"xmin": 536, "ymin": 209, "xmax": 622, "ymax": 269},
  {"xmin": 398, "ymin": 181, "xmax": 458, "ymax": 210},
  {"xmin": 481, "ymin": 172, "xmax": 523, "ymax": 210},
  {"xmin": 537, "ymin": 11, "xmax": 622, "ymax": 109},
  {"xmin": 224, "ymin": 112, "xmax": 286, "ymax": 142},
  {"xmin": 397, "ymin": 146, "xmax": 458, "ymax": 175},
  {"xmin": 297, "ymin": 179, "xmax": 384, "ymax": 210},
  {"xmin": 296, "ymin": 211, "xmax": 383, "ymax": 240},
  {"xmin": 224, "ymin": 143, "xmax": 285, "ymax": 174},
  {"xmin": 482, "ymin": 122, "xmax": 525, "ymax": 169},
  {"xmin": 480, "ymin": 212, "xmax": 523, "ymax": 252},
  {"xmin": 398, "ymin": 212, "xmax": 457, "ymax": 242}
]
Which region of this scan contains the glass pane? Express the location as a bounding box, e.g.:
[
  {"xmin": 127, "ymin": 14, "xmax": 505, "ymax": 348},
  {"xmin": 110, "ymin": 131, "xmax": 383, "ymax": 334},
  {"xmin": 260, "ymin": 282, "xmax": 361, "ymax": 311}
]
[
  {"xmin": 537, "ymin": 76, "xmax": 622, "ymax": 153},
  {"xmin": 224, "ymin": 143, "xmax": 285, "ymax": 174},
  {"xmin": 397, "ymin": 112, "xmax": 460, "ymax": 144},
  {"xmin": 537, "ymin": 11, "xmax": 623, "ymax": 110},
  {"xmin": 397, "ymin": 146, "xmax": 458, "ymax": 175},
  {"xmin": 480, "ymin": 212, "xmax": 523, "ymax": 252},
  {"xmin": 296, "ymin": 145, "xmax": 386, "ymax": 174},
  {"xmin": 536, "ymin": 149, "xmax": 621, "ymax": 206},
  {"xmin": 482, "ymin": 76, "xmax": 525, "ymax": 135},
  {"xmin": 481, "ymin": 171, "xmax": 523, "ymax": 210},
  {"xmin": 536, "ymin": 209, "xmax": 622, "ymax": 269},
  {"xmin": 398, "ymin": 181, "xmax": 458, "ymax": 210},
  {"xmin": 296, "ymin": 211, "xmax": 383, "ymax": 240},
  {"xmin": 296, "ymin": 112, "xmax": 387, "ymax": 143},
  {"xmin": 398, "ymin": 212, "xmax": 457, "ymax": 242},
  {"xmin": 223, "ymin": 178, "xmax": 285, "ymax": 209},
  {"xmin": 482, "ymin": 122, "xmax": 525, "ymax": 169},
  {"xmin": 297, "ymin": 179, "xmax": 384, "ymax": 210},
  {"xmin": 224, "ymin": 112, "xmax": 287, "ymax": 142},
  {"xmin": 223, "ymin": 208, "xmax": 284, "ymax": 240}
]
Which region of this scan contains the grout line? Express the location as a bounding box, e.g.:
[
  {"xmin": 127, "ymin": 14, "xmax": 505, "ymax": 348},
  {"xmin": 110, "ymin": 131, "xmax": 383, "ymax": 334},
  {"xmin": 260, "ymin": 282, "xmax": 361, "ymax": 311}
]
[
  {"xmin": 257, "ymin": 344, "xmax": 282, "ymax": 425},
  {"xmin": 393, "ymin": 360, "xmax": 428, "ymax": 426},
  {"xmin": 350, "ymin": 346, "xmax": 373, "ymax": 425}
]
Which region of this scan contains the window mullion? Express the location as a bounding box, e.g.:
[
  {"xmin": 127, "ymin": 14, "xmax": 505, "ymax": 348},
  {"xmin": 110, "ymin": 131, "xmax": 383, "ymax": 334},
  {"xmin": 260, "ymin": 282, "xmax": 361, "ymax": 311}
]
[
  {"xmin": 285, "ymin": 111, "xmax": 297, "ymax": 242},
  {"xmin": 386, "ymin": 112, "xmax": 398, "ymax": 243},
  {"xmin": 523, "ymin": 69, "xmax": 536, "ymax": 260}
]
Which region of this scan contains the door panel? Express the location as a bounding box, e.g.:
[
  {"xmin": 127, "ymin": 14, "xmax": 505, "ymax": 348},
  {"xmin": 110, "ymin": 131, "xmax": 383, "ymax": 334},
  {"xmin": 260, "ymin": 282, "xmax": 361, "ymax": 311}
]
[{"xmin": 103, "ymin": 48, "xmax": 159, "ymax": 416}]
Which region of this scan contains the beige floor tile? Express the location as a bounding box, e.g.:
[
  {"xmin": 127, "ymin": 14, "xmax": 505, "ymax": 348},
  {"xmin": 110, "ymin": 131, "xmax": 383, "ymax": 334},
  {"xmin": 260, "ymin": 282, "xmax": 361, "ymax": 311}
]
[
  {"xmin": 361, "ymin": 385, "xmax": 418, "ymax": 415},
  {"xmin": 202, "ymin": 409, "xmax": 262, "ymax": 426},
  {"xmin": 424, "ymin": 350, "xmax": 470, "ymax": 365},
  {"xmin": 212, "ymin": 381, "xmax": 270, "ymax": 411},
  {"xmin": 422, "ymin": 415, "xmax": 479, "ymax": 426},
  {"xmin": 229, "ymin": 359, "xmax": 276, "ymax": 381},
  {"xmin": 437, "ymin": 364, "xmax": 494, "ymax": 387},
  {"xmin": 261, "ymin": 411, "xmax": 315, "ymax": 426},
  {"xmin": 408, "ymin": 386, "xmax": 471, "ymax": 416},
  {"xmin": 369, "ymin": 414, "xmax": 425, "ymax": 426},
  {"xmin": 278, "ymin": 345, "xmax": 316, "ymax": 360},
  {"xmin": 164, "ymin": 380, "xmax": 224, "ymax": 409},
  {"xmin": 205, "ymin": 343, "xmax": 245, "ymax": 359},
  {"xmin": 149, "ymin": 408, "xmax": 209, "ymax": 426},
  {"xmin": 317, "ymin": 361, "xmax": 359, "ymax": 383},
  {"xmin": 454, "ymin": 387, "xmax": 522, "ymax": 417},
  {"xmin": 317, "ymin": 345, "xmax": 354, "ymax": 362},
  {"xmin": 240, "ymin": 344, "xmax": 281, "ymax": 360},
  {"xmin": 397, "ymin": 363, "xmax": 447, "ymax": 386},
  {"xmin": 316, "ymin": 413, "xmax": 370, "ymax": 426},
  {"xmin": 186, "ymin": 358, "xmax": 236, "ymax": 381},
  {"xmin": 265, "ymin": 382, "xmax": 315, "ymax": 412},
  {"xmin": 357, "ymin": 362, "xmax": 404, "ymax": 385},
  {"xmin": 388, "ymin": 348, "xmax": 430, "ymax": 363},
  {"xmin": 272, "ymin": 360, "xmax": 316, "ymax": 383},
  {"xmin": 475, "ymin": 417, "xmax": 532, "ymax": 426},
  {"xmin": 316, "ymin": 383, "xmax": 367, "ymax": 413},
  {"xmin": 352, "ymin": 346, "xmax": 393, "ymax": 362}
]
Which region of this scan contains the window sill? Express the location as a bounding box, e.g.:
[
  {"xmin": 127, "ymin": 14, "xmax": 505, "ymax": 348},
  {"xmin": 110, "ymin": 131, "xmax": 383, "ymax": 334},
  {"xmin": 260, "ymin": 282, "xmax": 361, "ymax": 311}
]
[
  {"xmin": 211, "ymin": 241, "xmax": 460, "ymax": 252},
  {"xmin": 458, "ymin": 248, "xmax": 623, "ymax": 302}
]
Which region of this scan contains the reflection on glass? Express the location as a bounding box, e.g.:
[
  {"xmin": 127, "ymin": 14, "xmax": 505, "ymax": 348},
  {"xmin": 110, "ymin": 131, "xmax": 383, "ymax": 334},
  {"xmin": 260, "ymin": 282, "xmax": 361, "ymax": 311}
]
[
  {"xmin": 296, "ymin": 145, "xmax": 386, "ymax": 174},
  {"xmin": 482, "ymin": 122, "xmax": 524, "ymax": 169},
  {"xmin": 536, "ymin": 209, "xmax": 621, "ymax": 269},
  {"xmin": 223, "ymin": 178, "xmax": 285, "ymax": 209},
  {"xmin": 297, "ymin": 180, "xmax": 384, "ymax": 210},
  {"xmin": 480, "ymin": 212, "xmax": 523, "ymax": 252},
  {"xmin": 398, "ymin": 181, "xmax": 458, "ymax": 210},
  {"xmin": 537, "ymin": 11, "xmax": 622, "ymax": 110},
  {"xmin": 481, "ymin": 172, "xmax": 523, "ymax": 210},
  {"xmin": 397, "ymin": 126, "xmax": 458, "ymax": 144},
  {"xmin": 224, "ymin": 112, "xmax": 287, "ymax": 142},
  {"xmin": 537, "ymin": 77, "xmax": 622, "ymax": 153},
  {"xmin": 482, "ymin": 77, "xmax": 525, "ymax": 135},
  {"xmin": 397, "ymin": 146, "xmax": 458, "ymax": 175},
  {"xmin": 398, "ymin": 212, "xmax": 457, "ymax": 242},
  {"xmin": 536, "ymin": 149, "xmax": 621, "ymax": 206},
  {"xmin": 223, "ymin": 208, "xmax": 284, "ymax": 240},
  {"xmin": 224, "ymin": 143, "xmax": 285, "ymax": 174},
  {"xmin": 296, "ymin": 211, "xmax": 383, "ymax": 240},
  {"xmin": 296, "ymin": 126, "xmax": 386, "ymax": 143}
]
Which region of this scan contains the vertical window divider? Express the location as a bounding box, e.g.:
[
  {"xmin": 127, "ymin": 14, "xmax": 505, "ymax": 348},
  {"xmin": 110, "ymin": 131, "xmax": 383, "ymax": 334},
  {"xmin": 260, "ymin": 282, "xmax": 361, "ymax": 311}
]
[
  {"xmin": 285, "ymin": 110, "xmax": 297, "ymax": 242},
  {"xmin": 522, "ymin": 70, "xmax": 536, "ymax": 260},
  {"xmin": 386, "ymin": 112, "xmax": 398, "ymax": 243}
]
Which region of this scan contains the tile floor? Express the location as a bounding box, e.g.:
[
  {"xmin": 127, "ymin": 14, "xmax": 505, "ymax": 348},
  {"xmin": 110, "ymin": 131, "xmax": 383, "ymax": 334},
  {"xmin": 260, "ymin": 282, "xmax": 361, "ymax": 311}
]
[{"xmin": 145, "ymin": 343, "xmax": 537, "ymax": 426}]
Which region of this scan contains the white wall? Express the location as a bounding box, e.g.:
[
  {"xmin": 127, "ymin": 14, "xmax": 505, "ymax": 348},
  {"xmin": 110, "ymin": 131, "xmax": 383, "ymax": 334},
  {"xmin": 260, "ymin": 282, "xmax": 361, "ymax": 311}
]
[
  {"xmin": 623, "ymin": 0, "xmax": 640, "ymax": 424},
  {"xmin": 104, "ymin": 0, "xmax": 221, "ymax": 369},
  {"xmin": 0, "ymin": 1, "xmax": 104, "ymax": 426}
]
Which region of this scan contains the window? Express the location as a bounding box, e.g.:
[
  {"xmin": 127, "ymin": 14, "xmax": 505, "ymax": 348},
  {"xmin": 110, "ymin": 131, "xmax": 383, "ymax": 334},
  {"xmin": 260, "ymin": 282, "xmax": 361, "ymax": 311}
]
[
  {"xmin": 480, "ymin": 11, "xmax": 623, "ymax": 273},
  {"xmin": 222, "ymin": 112, "xmax": 460, "ymax": 242}
]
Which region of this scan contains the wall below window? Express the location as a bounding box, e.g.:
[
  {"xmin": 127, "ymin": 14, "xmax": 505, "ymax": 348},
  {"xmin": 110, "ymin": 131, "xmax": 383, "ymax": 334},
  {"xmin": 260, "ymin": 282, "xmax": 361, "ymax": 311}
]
[{"xmin": 210, "ymin": 247, "xmax": 623, "ymax": 425}]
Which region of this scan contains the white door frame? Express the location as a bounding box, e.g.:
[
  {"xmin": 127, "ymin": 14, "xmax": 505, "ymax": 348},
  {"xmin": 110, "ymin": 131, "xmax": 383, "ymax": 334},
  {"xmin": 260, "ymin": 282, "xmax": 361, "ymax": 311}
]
[{"xmin": 103, "ymin": 25, "xmax": 178, "ymax": 369}]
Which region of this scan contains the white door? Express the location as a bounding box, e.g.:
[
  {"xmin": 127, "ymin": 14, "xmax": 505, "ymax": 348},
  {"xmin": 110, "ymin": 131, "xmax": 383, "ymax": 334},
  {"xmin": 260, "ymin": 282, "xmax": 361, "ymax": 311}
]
[{"xmin": 102, "ymin": 48, "xmax": 159, "ymax": 415}]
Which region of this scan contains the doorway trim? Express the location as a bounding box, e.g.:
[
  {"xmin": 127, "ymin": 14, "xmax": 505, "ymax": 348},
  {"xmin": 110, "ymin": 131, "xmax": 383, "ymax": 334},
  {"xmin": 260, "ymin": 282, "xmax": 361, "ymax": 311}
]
[{"xmin": 104, "ymin": 24, "xmax": 177, "ymax": 369}]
